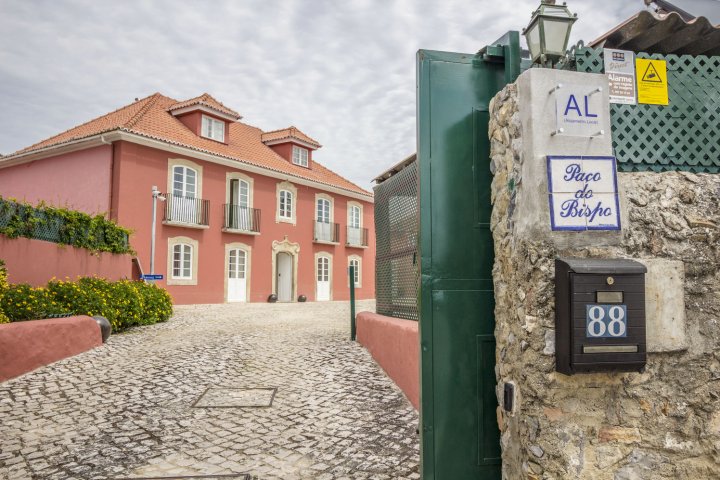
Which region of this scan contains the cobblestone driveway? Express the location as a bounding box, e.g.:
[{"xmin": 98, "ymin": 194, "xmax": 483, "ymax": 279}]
[{"xmin": 0, "ymin": 301, "xmax": 419, "ymax": 480}]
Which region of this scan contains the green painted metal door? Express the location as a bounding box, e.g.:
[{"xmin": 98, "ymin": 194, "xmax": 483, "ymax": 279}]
[{"xmin": 417, "ymin": 35, "xmax": 521, "ymax": 480}]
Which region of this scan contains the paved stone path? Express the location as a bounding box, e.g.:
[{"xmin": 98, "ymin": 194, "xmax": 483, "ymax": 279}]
[{"xmin": 0, "ymin": 301, "xmax": 420, "ymax": 480}]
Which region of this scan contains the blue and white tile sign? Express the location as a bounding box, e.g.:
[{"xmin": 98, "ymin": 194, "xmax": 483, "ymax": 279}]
[
  {"xmin": 547, "ymin": 156, "xmax": 621, "ymax": 231},
  {"xmin": 554, "ymin": 83, "xmax": 606, "ymax": 137}
]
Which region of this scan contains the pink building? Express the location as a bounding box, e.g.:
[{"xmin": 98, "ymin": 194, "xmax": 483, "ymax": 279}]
[{"xmin": 0, "ymin": 93, "xmax": 374, "ymax": 305}]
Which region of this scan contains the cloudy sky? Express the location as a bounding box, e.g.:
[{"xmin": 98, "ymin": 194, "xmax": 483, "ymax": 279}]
[{"xmin": 0, "ymin": 0, "xmax": 641, "ymax": 189}]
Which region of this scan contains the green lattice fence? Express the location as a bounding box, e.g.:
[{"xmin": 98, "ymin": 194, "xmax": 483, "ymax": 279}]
[
  {"xmin": 373, "ymin": 161, "xmax": 419, "ymax": 321},
  {"xmin": 573, "ymin": 48, "xmax": 720, "ymax": 173}
]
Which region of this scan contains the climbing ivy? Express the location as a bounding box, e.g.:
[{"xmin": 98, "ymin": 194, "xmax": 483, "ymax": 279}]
[{"xmin": 0, "ymin": 197, "xmax": 133, "ymax": 254}]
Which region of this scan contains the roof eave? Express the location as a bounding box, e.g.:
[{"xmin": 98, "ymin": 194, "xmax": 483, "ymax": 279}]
[{"xmin": 0, "ymin": 130, "xmax": 372, "ymax": 202}]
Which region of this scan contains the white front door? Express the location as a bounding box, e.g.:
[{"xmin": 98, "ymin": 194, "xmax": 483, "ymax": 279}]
[
  {"xmin": 227, "ymin": 249, "xmax": 247, "ymax": 302},
  {"xmin": 277, "ymin": 252, "xmax": 293, "ymax": 302},
  {"xmin": 316, "ymin": 256, "xmax": 330, "ymax": 301}
]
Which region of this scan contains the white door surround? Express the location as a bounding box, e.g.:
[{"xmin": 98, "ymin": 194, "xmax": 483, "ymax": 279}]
[{"xmin": 271, "ymin": 236, "xmax": 300, "ymax": 302}]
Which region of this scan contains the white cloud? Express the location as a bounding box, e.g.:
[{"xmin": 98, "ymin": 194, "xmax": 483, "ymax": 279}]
[{"xmin": 0, "ymin": 0, "xmax": 640, "ymax": 189}]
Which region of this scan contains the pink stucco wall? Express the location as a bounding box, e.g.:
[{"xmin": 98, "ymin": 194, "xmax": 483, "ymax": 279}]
[
  {"xmin": 0, "ymin": 236, "xmax": 132, "ymax": 286},
  {"xmin": 357, "ymin": 311, "xmax": 419, "ymax": 410},
  {"xmin": 0, "ymin": 145, "xmax": 113, "ymax": 215},
  {"xmin": 113, "ymin": 141, "xmax": 375, "ymax": 305},
  {"xmin": 0, "ymin": 316, "xmax": 102, "ymax": 382}
]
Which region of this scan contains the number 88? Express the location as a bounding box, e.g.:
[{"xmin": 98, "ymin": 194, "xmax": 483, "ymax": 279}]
[{"xmin": 587, "ymin": 306, "xmax": 626, "ymax": 337}]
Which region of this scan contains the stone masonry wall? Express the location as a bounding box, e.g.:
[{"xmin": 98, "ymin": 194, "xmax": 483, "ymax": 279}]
[{"xmin": 489, "ymin": 82, "xmax": 720, "ymax": 479}]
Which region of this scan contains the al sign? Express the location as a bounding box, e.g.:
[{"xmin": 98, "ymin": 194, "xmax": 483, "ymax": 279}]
[
  {"xmin": 547, "ymin": 156, "xmax": 621, "ymax": 231},
  {"xmin": 554, "ymin": 84, "xmax": 606, "ymax": 137}
]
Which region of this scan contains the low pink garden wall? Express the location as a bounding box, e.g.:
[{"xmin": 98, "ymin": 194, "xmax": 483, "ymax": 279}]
[
  {"xmin": 0, "ymin": 316, "xmax": 102, "ymax": 382},
  {"xmin": 0, "ymin": 236, "xmax": 132, "ymax": 286},
  {"xmin": 356, "ymin": 311, "xmax": 419, "ymax": 410}
]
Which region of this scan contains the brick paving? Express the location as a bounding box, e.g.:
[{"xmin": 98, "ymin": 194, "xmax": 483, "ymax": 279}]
[{"xmin": 0, "ymin": 301, "xmax": 420, "ymax": 480}]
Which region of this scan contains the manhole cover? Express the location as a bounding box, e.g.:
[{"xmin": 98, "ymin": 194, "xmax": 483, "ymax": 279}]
[{"xmin": 192, "ymin": 387, "xmax": 276, "ymax": 408}]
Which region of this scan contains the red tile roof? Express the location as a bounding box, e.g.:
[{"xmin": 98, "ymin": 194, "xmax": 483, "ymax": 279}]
[
  {"xmin": 8, "ymin": 93, "xmax": 370, "ymax": 196},
  {"xmin": 261, "ymin": 126, "xmax": 322, "ymax": 149},
  {"xmin": 167, "ymin": 93, "xmax": 241, "ymax": 119}
]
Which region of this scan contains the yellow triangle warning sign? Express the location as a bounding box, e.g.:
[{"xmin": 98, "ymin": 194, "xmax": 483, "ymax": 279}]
[
  {"xmin": 641, "ymin": 62, "xmax": 662, "ymax": 83},
  {"xmin": 636, "ymin": 58, "xmax": 668, "ymax": 105}
]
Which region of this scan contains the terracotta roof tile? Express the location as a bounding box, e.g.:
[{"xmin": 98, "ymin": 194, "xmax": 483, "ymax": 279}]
[
  {"xmin": 7, "ymin": 94, "xmax": 370, "ymax": 196},
  {"xmin": 261, "ymin": 126, "xmax": 322, "ymax": 149},
  {"xmin": 167, "ymin": 93, "xmax": 241, "ymax": 119}
]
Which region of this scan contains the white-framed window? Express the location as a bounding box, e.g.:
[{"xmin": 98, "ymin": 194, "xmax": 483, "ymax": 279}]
[
  {"xmin": 279, "ymin": 190, "xmax": 293, "ymax": 219},
  {"xmin": 317, "ymin": 256, "xmax": 330, "ymax": 282},
  {"xmin": 276, "ymin": 181, "xmax": 298, "ymax": 225},
  {"xmin": 230, "ymin": 179, "xmax": 249, "ymax": 208},
  {"xmin": 226, "ymin": 173, "xmax": 255, "ymax": 231},
  {"xmin": 349, "ymin": 204, "xmax": 361, "ymax": 228},
  {"xmin": 348, "ymin": 257, "xmax": 361, "ymax": 287},
  {"xmin": 201, "ymin": 115, "xmax": 225, "ymax": 142},
  {"xmin": 347, "ymin": 201, "xmax": 364, "ymax": 246},
  {"xmin": 173, "ymin": 166, "xmax": 197, "ymax": 198},
  {"xmin": 167, "ymin": 236, "xmax": 199, "ymax": 285},
  {"xmin": 317, "ymin": 198, "xmax": 330, "ymax": 224},
  {"xmin": 292, "ymin": 145, "xmax": 309, "ymax": 167},
  {"xmin": 172, "ymin": 243, "xmax": 193, "ymax": 279}
]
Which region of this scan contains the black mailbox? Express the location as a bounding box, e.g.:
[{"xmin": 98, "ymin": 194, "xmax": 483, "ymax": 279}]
[{"xmin": 555, "ymin": 258, "xmax": 647, "ymax": 375}]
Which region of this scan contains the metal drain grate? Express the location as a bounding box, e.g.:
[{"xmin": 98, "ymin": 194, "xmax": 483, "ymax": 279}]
[{"xmin": 192, "ymin": 387, "xmax": 277, "ymax": 408}]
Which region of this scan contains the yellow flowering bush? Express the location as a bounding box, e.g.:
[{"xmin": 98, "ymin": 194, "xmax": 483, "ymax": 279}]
[
  {"xmin": 0, "ymin": 276, "xmax": 172, "ymax": 332},
  {"xmin": 0, "ymin": 260, "xmax": 9, "ymax": 324}
]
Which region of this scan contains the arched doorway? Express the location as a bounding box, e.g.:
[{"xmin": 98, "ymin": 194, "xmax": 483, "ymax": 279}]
[{"xmin": 271, "ymin": 236, "xmax": 300, "ymax": 302}]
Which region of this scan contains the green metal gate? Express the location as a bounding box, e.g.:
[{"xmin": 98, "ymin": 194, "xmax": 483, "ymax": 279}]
[{"xmin": 417, "ymin": 33, "xmax": 521, "ymax": 479}]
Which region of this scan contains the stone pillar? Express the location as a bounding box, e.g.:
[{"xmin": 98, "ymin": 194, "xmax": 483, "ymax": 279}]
[{"xmin": 489, "ymin": 68, "xmax": 720, "ymax": 479}]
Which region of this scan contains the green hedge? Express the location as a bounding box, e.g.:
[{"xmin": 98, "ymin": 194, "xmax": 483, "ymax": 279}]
[
  {"xmin": 0, "ymin": 197, "xmax": 133, "ymax": 254},
  {"xmin": 0, "ymin": 276, "xmax": 173, "ymax": 332}
]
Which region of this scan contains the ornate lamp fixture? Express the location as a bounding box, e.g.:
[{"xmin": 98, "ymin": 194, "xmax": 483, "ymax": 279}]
[{"xmin": 523, "ymin": 0, "xmax": 578, "ymax": 67}]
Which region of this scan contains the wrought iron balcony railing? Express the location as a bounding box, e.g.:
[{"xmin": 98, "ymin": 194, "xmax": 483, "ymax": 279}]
[
  {"xmin": 163, "ymin": 193, "xmax": 210, "ymax": 226},
  {"xmin": 313, "ymin": 221, "xmax": 340, "ymax": 243},
  {"xmin": 223, "ymin": 204, "xmax": 261, "ymax": 233}
]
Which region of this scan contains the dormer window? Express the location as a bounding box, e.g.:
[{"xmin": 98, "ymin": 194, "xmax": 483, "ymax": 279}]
[
  {"xmin": 201, "ymin": 115, "xmax": 225, "ymax": 142},
  {"xmin": 292, "ymin": 146, "xmax": 309, "ymax": 167}
]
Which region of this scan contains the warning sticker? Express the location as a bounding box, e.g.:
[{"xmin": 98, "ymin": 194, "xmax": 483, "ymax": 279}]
[
  {"xmin": 604, "ymin": 49, "xmax": 636, "ymax": 105},
  {"xmin": 636, "ymin": 58, "xmax": 668, "ymax": 105}
]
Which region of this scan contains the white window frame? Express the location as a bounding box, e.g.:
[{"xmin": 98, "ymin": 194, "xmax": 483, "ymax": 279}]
[
  {"xmin": 167, "ymin": 159, "xmax": 203, "ymax": 199},
  {"xmin": 348, "ymin": 255, "xmax": 362, "ymax": 288},
  {"xmin": 347, "ymin": 201, "xmax": 363, "ymax": 229},
  {"xmin": 201, "ymin": 114, "xmax": 225, "ymax": 142},
  {"xmin": 275, "ymin": 181, "xmax": 298, "ymax": 225},
  {"xmin": 167, "ymin": 236, "xmax": 199, "ymax": 286},
  {"xmin": 172, "ymin": 244, "xmax": 193, "ymax": 279},
  {"xmin": 315, "ymin": 193, "xmax": 335, "ymax": 223},
  {"xmin": 280, "ymin": 190, "xmax": 293, "ymax": 219},
  {"xmin": 292, "ymin": 145, "xmax": 309, "ymax": 167},
  {"xmin": 172, "ymin": 165, "xmax": 197, "ymax": 198}
]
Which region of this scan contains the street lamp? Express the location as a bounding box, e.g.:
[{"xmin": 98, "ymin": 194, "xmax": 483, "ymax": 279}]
[
  {"xmin": 523, "ymin": 0, "xmax": 577, "ymax": 67},
  {"xmin": 150, "ymin": 185, "xmax": 166, "ymax": 278}
]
